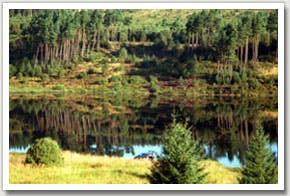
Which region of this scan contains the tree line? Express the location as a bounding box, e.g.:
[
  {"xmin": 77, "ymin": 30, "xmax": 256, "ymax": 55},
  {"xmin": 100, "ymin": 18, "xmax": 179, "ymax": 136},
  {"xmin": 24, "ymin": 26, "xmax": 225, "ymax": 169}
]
[{"xmin": 9, "ymin": 9, "xmax": 278, "ymax": 78}]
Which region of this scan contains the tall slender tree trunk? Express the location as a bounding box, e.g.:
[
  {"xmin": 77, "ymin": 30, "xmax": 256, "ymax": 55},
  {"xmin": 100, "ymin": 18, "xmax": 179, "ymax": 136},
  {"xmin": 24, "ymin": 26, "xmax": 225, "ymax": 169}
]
[
  {"xmin": 244, "ymin": 36, "xmax": 249, "ymax": 66},
  {"xmin": 191, "ymin": 33, "xmax": 195, "ymax": 50},
  {"xmin": 92, "ymin": 29, "xmax": 97, "ymax": 50},
  {"xmin": 240, "ymin": 45, "xmax": 244, "ymax": 64},
  {"xmin": 81, "ymin": 27, "xmax": 86, "ymax": 57}
]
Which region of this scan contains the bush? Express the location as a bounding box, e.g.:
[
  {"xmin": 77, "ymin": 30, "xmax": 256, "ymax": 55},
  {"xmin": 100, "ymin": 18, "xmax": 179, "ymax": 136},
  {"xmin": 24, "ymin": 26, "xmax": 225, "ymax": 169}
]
[
  {"xmin": 232, "ymin": 71, "xmax": 242, "ymax": 84},
  {"xmin": 52, "ymin": 85, "xmax": 66, "ymax": 91},
  {"xmin": 34, "ymin": 65, "xmax": 43, "ymax": 77},
  {"xmin": 128, "ymin": 76, "xmax": 148, "ymax": 85},
  {"xmin": 248, "ymin": 78, "xmax": 261, "ymax": 89},
  {"xmin": 88, "ymin": 52, "xmax": 99, "ymax": 62},
  {"xmin": 75, "ymin": 72, "xmax": 87, "ymax": 79},
  {"xmin": 101, "ymin": 63, "xmax": 109, "ymax": 76},
  {"xmin": 9, "ymin": 64, "xmax": 17, "ymax": 78},
  {"xmin": 118, "ymin": 47, "xmax": 128, "ymax": 62},
  {"xmin": 87, "ymin": 67, "xmax": 95, "ymax": 75},
  {"xmin": 97, "ymin": 77, "xmax": 108, "ymax": 85},
  {"xmin": 140, "ymin": 55, "xmax": 158, "ymax": 68},
  {"xmin": 109, "ymin": 75, "xmax": 123, "ymax": 83},
  {"xmin": 149, "ymin": 76, "xmax": 160, "ymax": 93},
  {"xmin": 115, "ymin": 66, "xmax": 124, "ymax": 72},
  {"xmin": 25, "ymin": 137, "xmax": 63, "ymax": 166},
  {"xmin": 41, "ymin": 74, "xmax": 49, "ymax": 82},
  {"xmin": 178, "ymin": 76, "xmax": 185, "ymax": 86}
]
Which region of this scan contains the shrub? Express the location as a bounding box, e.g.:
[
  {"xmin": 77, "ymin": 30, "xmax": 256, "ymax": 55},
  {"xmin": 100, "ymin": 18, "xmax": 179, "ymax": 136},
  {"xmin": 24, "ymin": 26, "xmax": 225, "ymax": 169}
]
[
  {"xmin": 75, "ymin": 72, "xmax": 87, "ymax": 79},
  {"xmin": 34, "ymin": 65, "xmax": 43, "ymax": 77},
  {"xmin": 88, "ymin": 52, "xmax": 99, "ymax": 62},
  {"xmin": 101, "ymin": 63, "xmax": 109, "ymax": 76},
  {"xmin": 140, "ymin": 55, "xmax": 158, "ymax": 68},
  {"xmin": 149, "ymin": 75, "xmax": 160, "ymax": 93},
  {"xmin": 9, "ymin": 64, "xmax": 17, "ymax": 78},
  {"xmin": 17, "ymin": 72, "xmax": 23, "ymax": 80},
  {"xmin": 52, "ymin": 85, "xmax": 66, "ymax": 91},
  {"xmin": 41, "ymin": 74, "xmax": 49, "ymax": 82},
  {"xmin": 109, "ymin": 75, "xmax": 123, "ymax": 83},
  {"xmin": 111, "ymin": 56, "xmax": 117, "ymax": 63},
  {"xmin": 115, "ymin": 66, "xmax": 124, "ymax": 72},
  {"xmin": 232, "ymin": 71, "xmax": 241, "ymax": 84},
  {"xmin": 248, "ymin": 78, "xmax": 261, "ymax": 89},
  {"xmin": 25, "ymin": 137, "xmax": 63, "ymax": 166},
  {"xmin": 178, "ymin": 76, "xmax": 185, "ymax": 86},
  {"xmin": 57, "ymin": 69, "xmax": 65, "ymax": 79},
  {"xmin": 87, "ymin": 67, "xmax": 95, "ymax": 75},
  {"xmin": 118, "ymin": 47, "xmax": 128, "ymax": 62},
  {"xmin": 128, "ymin": 76, "xmax": 147, "ymax": 85},
  {"xmin": 149, "ymin": 118, "xmax": 207, "ymax": 184},
  {"xmin": 97, "ymin": 77, "xmax": 108, "ymax": 85}
]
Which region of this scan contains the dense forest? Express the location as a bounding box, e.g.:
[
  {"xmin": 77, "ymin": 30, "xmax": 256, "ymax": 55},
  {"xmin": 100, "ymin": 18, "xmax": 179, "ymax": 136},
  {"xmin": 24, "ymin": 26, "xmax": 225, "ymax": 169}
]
[{"xmin": 9, "ymin": 9, "xmax": 278, "ymax": 95}]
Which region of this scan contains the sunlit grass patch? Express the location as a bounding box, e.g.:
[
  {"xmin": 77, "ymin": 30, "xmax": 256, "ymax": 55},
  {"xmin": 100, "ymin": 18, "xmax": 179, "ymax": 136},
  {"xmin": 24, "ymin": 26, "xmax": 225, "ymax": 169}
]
[
  {"xmin": 201, "ymin": 160, "xmax": 241, "ymax": 184},
  {"xmin": 10, "ymin": 152, "xmax": 241, "ymax": 184}
]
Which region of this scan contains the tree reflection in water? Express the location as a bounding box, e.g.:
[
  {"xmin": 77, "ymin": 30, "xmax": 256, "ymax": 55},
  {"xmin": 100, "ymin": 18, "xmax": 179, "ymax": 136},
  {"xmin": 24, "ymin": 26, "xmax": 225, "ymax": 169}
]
[{"xmin": 9, "ymin": 94, "xmax": 278, "ymax": 166}]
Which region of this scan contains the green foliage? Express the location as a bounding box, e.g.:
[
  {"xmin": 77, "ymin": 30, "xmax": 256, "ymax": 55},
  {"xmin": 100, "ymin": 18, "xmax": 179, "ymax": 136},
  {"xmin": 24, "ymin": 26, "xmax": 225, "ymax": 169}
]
[
  {"xmin": 87, "ymin": 67, "xmax": 95, "ymax": 75},
  {"xmin": 128, "ymin": 75, "xmax": 148, "ymax": 85},
  {"xmin": 101, "ymin": 63, "xmax": 109, "ymax": 76},
  {"xmin": 34, "ymin": 65, "xmax": 43, "ymax": 77},
  {"xmin": 232, "ymin": 71, "xmax": 242, "ymax": 84},
  {"xmin": 239, "ymin": 123, "xmax": 278, "ymax": 184},
  {"xmin": 88, "ymin": 53, "xmax": 99, "ymax": 62},
  {"xmin": 75, "ymin": 72, "xmax": 87, "ymax": 79},
  {"xmin": 115, "ymin": 66, "xmax": 124, "ymax": 72},
  {"xmin": 109, "ymin": 75, "xmax": 123, "ymax": 83},
  {"xmin": 140, "ymin": 55, "xmax": 158, "ymax": 68},
  {"xmin": 178, "ymin": 76, "xmax": 185, "ymax": 86},
  {"xmin": 118, "ymin": 47, "xmax": 128, "ymax": 62},
  {"xmin": 40, "ymin": 73, "xmax": 49, "ymax": 82},
  {"xmin": 248, "ymin": 78, "xmax": 261, "ymax": 89},
  {"xmin": 52, "ymin": 85, "xmax": 66, "ymax": 91},
  {"xmin": 25, "ymin": 137, "xmax": 63, "ymax": 166},
  {"xmin": 149, "ymin": 75, "xmax": 160, "ymax": 93},
  {"xmin": 9, "ymin": 64, "xmax": 17, "ymax": 78},
  {"xmin": 97, "ymin": 77, "xmax": 108, "ymax": 85},
  {"xmin": 149, "ymin": 118, "xmax": 207, "ymax": 184}
]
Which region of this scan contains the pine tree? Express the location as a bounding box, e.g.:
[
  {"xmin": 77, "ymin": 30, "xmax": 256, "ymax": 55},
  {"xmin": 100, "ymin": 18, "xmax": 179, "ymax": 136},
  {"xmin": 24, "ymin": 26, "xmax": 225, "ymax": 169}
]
[
  {"xmin": 239, "ymin": 122, "xmax": 278, "ymax": 184},
  {"xmin": 149, "ymin": 118, "xmax": 207, "ymax": 184}
]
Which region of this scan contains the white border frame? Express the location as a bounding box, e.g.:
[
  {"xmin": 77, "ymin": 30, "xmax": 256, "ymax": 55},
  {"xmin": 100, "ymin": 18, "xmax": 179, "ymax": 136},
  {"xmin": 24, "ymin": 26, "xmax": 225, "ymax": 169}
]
[{"xmin": 2, "ymin": 2, "xmax": 284, "ymax": 190}]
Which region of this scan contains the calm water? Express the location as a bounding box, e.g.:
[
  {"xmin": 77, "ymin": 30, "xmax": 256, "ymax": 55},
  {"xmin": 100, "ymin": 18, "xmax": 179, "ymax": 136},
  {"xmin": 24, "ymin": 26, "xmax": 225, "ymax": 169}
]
[{"xmin": 9, "ymin": 94, "xmax": 278, "ymax": 167}]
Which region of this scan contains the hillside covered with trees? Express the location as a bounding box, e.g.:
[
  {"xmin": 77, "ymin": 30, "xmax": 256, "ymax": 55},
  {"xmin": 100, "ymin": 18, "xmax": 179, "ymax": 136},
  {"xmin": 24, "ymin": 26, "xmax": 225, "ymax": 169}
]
[{"xmin": 9, "ymin": 9, "xmax": 278, "ymax": 96}]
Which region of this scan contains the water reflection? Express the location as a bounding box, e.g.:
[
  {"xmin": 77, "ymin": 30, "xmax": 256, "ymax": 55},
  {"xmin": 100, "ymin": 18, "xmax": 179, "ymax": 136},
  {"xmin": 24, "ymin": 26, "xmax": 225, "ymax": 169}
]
[{"xmin": 9, "ymin": 94, "xmax": 278, "ymax": 167}]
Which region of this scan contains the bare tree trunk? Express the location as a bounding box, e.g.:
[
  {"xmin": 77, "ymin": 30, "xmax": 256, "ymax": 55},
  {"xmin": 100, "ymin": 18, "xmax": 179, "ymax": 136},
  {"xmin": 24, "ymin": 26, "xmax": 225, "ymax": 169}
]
[
  {"xmin": 191, "ymin": 33, "xmax": 195, "ymax": 49},
  {"xmin": 244, "ymin": 36, "xmax": 249, "ymax": 66},
  {"xmin": 81, "ymin": 27, "xmax": 86, "ymax": 57}
]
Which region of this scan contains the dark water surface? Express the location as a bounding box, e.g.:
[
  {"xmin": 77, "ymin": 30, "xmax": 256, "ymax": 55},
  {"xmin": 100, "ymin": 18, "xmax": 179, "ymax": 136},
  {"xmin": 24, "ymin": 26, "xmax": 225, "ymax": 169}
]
[{"xmin": 9, "ymin": 93, "xmax": 278, "ymax": 167}]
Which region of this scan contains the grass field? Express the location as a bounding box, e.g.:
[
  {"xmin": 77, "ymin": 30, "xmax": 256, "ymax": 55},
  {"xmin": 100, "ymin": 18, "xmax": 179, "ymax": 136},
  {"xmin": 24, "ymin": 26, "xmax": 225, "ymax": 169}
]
[{"xmin": 9, "ymin": 151, "xmax": 241, "ymax": 184}]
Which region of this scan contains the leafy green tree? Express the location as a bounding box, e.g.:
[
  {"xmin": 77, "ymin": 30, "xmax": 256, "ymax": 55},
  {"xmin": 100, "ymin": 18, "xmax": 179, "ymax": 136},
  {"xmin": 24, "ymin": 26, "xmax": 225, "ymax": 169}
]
[
  {"xmin": 149, "ymin": 118, "xmax": 207, "ymax": 184},
  {"xmin": 239, "ymin": 122, "xmax": 278, "ymax": 184}
]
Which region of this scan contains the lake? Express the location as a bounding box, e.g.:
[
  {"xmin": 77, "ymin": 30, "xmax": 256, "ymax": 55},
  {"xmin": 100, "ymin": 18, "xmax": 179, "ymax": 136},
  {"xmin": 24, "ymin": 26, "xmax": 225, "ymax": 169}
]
[{"xmin": 9, "ymin": 93, "xmax": 278, "ymax": 167}]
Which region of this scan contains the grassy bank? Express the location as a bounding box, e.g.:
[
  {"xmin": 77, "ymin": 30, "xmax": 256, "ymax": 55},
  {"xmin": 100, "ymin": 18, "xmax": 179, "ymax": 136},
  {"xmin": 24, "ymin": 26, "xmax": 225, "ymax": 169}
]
[{"xmin": 10, "ymin": 151, "xmax": 241, "ymax": 184}]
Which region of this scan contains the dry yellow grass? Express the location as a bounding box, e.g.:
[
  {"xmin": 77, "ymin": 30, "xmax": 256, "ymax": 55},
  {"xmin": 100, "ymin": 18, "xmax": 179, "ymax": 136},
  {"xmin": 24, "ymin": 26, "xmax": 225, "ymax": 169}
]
[
  {"xmin": 10, "ymin": 151, "xmax": 151, "ymax": 184},
  {"xmin": 10, "ymin": 152, "xmax": 241, "ymax": 184}
]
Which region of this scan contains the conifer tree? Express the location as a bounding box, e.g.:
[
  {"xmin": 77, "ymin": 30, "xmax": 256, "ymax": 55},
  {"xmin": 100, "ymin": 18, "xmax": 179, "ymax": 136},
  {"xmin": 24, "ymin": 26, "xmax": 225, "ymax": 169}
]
[
  {"xmin": 239, "ymin": 122, "xmax": 278, "ymax": 184},
  {"xmin": 149, "ymin": 118, "xmax": 207, "ymax": 184}
]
